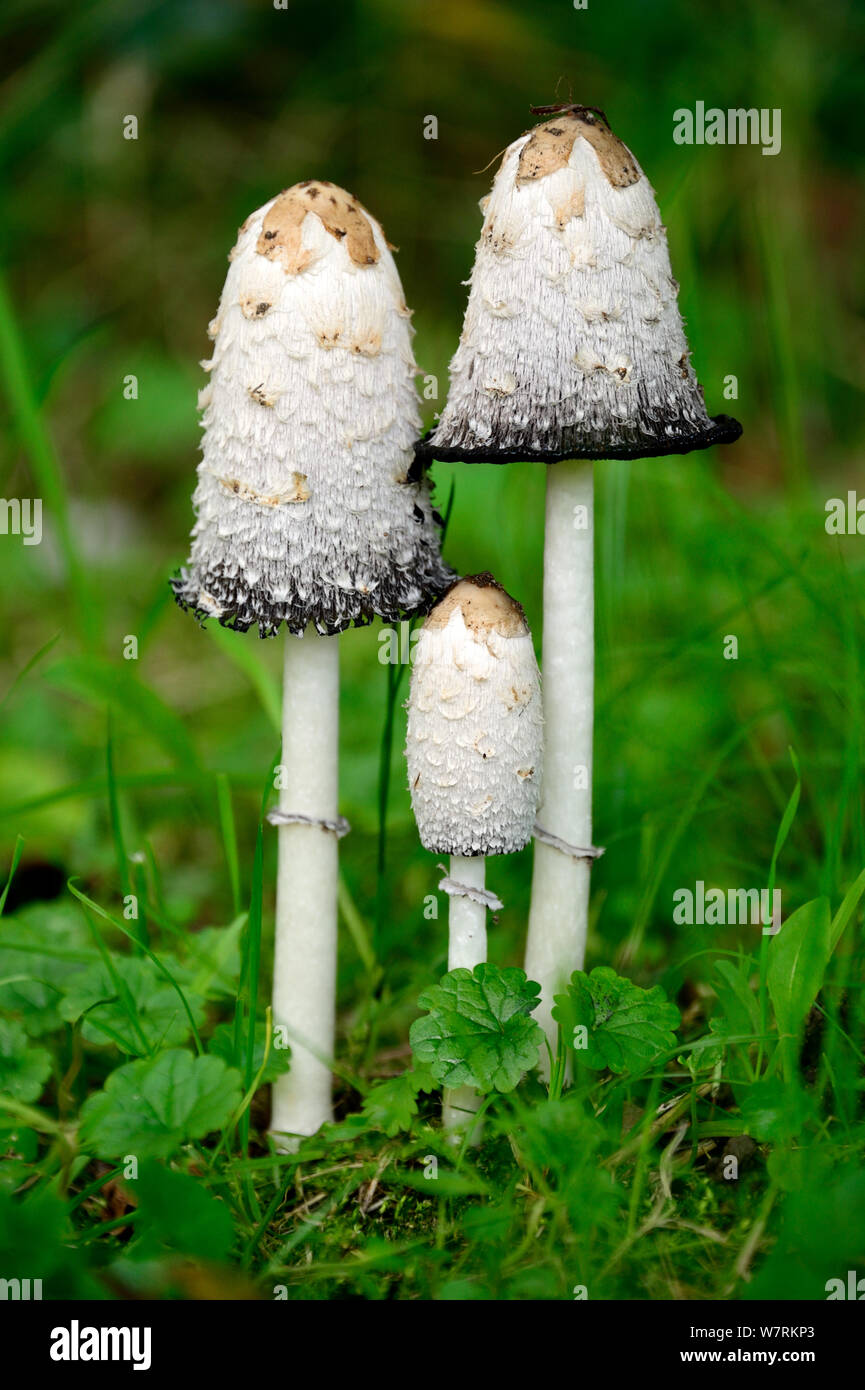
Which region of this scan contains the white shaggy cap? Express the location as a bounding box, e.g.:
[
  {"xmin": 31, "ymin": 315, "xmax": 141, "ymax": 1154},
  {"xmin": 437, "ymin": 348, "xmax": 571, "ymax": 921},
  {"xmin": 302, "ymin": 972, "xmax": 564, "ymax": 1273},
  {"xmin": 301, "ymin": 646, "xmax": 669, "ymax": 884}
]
[
  {"xmin": 406, "ymin": 575, "xmax": 543, "ymax": 856},
  {"xmin": 173, "ymin": 181, "xmax": 453, "ymax": 636},
  {"xmin": 421, "ymin": 107, "xmax": 741, "ymax": 463}
]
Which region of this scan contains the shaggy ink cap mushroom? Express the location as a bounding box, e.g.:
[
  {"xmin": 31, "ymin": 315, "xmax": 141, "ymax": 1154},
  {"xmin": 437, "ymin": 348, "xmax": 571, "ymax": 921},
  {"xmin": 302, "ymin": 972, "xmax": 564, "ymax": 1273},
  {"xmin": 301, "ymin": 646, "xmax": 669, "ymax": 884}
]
[
  {"xmin": 172, "ymin": 180, "xmax": 453, "ymax": 636},
  {"xmin": 406, "ymin": 573, "xmax": 543, "ymax": 857},
  {"xmin": 419, "ymin": 106, "xmax": 742, "ymax": 464}
]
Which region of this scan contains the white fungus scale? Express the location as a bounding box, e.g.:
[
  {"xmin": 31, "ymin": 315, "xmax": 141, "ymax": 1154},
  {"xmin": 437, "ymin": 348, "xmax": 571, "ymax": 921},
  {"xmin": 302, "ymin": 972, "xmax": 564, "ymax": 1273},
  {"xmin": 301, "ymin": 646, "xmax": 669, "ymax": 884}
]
[
  {"xmin": 421, "ymin": 108, "xmax": 741, "ymax": 463},
  {"xmin": 173, "ymin": 180, "xmax": 453, "ymax": 636}
]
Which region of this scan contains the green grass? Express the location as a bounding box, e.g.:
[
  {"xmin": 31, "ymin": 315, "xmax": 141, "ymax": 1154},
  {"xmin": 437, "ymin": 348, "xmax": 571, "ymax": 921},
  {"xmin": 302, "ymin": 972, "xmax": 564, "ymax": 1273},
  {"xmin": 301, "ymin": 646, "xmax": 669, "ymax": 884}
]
[{"xmin": 0, "ymin": 0, "xmax": 864, "ymax": 1302}]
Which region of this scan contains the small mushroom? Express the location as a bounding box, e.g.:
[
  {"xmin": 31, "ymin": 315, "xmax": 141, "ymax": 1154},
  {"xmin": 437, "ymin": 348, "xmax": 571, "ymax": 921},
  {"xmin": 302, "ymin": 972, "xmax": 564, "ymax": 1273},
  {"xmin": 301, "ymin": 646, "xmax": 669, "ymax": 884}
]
[
  {"xmin": 406, "ymin": 574, "xmax": 542, "ymax": 1133},
  {"xmin": 415, "ymin": 106, "xmax": 742, "ymax": 1054},
  {"xmin": 420, "ymin": 106, "xmax": 741, "ymax": 465},
  {"xmin": 172, "ymin": 182, "xmax": 453, "ymax": 1145}
]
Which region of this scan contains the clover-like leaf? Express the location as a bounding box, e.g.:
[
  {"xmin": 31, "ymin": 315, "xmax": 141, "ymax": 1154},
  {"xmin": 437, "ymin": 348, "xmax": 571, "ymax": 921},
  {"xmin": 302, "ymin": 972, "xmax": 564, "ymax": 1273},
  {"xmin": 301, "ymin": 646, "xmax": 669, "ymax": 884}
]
[
  {"xmin": 678, "ymin": 1034, "xmax": 725, "ymax": 1078},
  {"xmin": 409, "ymin": 964, "xmax": 543, "ymax": 1094},
  {"xmin": 361, "ymin": 1065, "xmax": 437, "ymax": 1136},
  {"xmin": 78, "ymin": 1049, "xmax": 242, "ymax": 1159},
  {"xmin": 0, "ymin": 902, "xmax": 97, "ymax": 1036},
  {"xmin": 552, "ymin": 966, "xmax": 680, "ymax": 1074},
  {"xmin": 0, "ymin": 1019, "xmax": 52, "ymax": 1102},
  {"xmin": 60, "ymin": 956, "xmax": 206, "ymax": 1056}
]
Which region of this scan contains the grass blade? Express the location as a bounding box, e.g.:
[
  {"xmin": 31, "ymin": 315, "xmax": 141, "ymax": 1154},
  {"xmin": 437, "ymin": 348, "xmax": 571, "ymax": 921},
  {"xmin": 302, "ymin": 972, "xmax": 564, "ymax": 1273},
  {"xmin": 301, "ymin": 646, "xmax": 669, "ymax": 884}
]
[
  {"xmin": 208, "ymin": 623, "xmax": 281, "ymax": 733},
  {"xmin": 216, "ymin": 772, "xmax": 241, "ymax": 917},
  {"xmin": 829, "ymin": 864, "xmax": 865, "ymax": 953},
  {"xmin": 67, "ymin": 879, "xmax": 204, "ymax": 1055},
  {"xmin": 106, "ymin": 712, "xmax": 131, "ymax": 902},
  {"xmin": 757, "ymin": 747, "xmax": 802, "ymax": 1072},
  {"xmin": 0, "ymin": 835, "xmax": 25, "ymax": 916},
  {"xmin": 0, "ymin": 631, "xmax": 60, "ymax": 712},
  {"xmin": 0, "ymin": 268, "xmax": 94, "ymax": 643}
]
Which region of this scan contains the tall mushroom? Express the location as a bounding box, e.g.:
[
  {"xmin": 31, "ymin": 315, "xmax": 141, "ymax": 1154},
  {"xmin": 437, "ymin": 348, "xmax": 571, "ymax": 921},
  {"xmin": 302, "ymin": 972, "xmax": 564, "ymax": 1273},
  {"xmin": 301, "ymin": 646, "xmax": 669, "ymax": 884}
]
[
  {"xmin": 173, "ymin": 181, "xmax": 453, "ymax": 1143},
  {"xmin": 417, "ymin": 105, "xmax": 742, "ymax": 1050},
  {"xmin": 405, "ymin": 574, "xmax": 543, "ymax": 1130}
]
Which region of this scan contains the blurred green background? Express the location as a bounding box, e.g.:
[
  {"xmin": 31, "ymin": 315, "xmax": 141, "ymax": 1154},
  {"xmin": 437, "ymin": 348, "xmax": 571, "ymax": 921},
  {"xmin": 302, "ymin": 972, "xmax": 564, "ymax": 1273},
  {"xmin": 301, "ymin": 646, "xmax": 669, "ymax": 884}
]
[{"xmin": 1, "ymin": 0, "xmax": 864, "ymax": 1053}]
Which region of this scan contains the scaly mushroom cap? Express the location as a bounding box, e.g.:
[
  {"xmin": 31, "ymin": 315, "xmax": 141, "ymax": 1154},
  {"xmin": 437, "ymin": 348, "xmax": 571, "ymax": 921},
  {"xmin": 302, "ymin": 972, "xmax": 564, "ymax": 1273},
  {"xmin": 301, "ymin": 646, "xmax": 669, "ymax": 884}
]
[
  {"xmin": 406, "ymin": 574, "xmax": 543, "ymax": 856},
  {"xmin": 172, "ymin": 181, "xmax": 454, "ymax": 636},
  {"xmin": 419, "ymin": 108, "xmax": 742, "ymax": 464}
]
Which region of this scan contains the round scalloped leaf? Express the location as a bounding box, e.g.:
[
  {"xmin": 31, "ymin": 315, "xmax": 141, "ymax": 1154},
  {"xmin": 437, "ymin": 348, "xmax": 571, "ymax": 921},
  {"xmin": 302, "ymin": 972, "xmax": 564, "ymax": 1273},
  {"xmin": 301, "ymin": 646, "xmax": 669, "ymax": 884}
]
[
  {"xmin": 60, "ymin": 956, "xmax": 206, "ymax": 1056},
  {"xmin": 0, "ymin": 1019, "xmax": 51, "ymax": 1102},
  {"xmin": 552, "ymin": 966, "xmax": 680, "ymax": 1074},
  {"xmin": 410, "ymin": 964, "xmax": 543, "ymax": 1093},
  {"xmin": 78, "ymin": 1049, "xmax": 242, "ymax": 1159}
]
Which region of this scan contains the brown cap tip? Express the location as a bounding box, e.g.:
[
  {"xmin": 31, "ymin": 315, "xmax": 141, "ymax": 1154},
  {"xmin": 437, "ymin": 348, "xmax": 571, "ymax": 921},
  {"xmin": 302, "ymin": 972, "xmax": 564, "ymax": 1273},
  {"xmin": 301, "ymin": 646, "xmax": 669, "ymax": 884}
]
[
  {"xmin": 424, "ymin": 573, "xmax": 528, "ymax": 637},
  {"xmin": 255, "ymin": 181, "xmax": 381, "ymax": 274}
]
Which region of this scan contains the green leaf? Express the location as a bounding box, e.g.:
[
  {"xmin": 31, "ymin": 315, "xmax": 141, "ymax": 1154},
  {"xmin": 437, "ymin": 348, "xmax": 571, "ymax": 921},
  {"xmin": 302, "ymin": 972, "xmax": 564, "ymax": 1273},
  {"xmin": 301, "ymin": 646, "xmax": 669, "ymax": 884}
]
[
  {"xmin": 512, "ymin": 1100, "xmax": 624, "ymax": 1231},
  {"xmin": 131, "ymin": 1159, "xmax": 234, "ymax": 1262},
  {"xmin": 0, "ymin": 1019, "xmax": 51, "ymax": 1102},
  {"xmin": 745, "ymin": 1162, "xmax": 865, "ymax": 1300},
  {"xmin": 829, "ymin": 864, "xmax": 865, "ymax": 952},
  {"xmin": 0, "ymin": 1124, "xmax": 39, "ymax": 1191},
  {"xmin": 766, "ymin": 1145, "xmax": 830, "ymax": 1194},
  {"xmin": 766, "ymin": 746, "xmax": 801, "ymax": 907},
  {"xmin": 0, "ymin": 1185, "xmax": 104, "ymax": 1298},
  {"xmin": 409, "ymin": 964, "xmax": 543, "ymax": 1094},
  {"xmin": 767, "ymin": 898, "xmax": 832, "ymax": 1064},
  {"xmin": 552, "ymin": 966, "xmax": 680, "ymax": 1074},
  {"xmin": 740, "ymin": 1076, "xmax": 815, "ymax": 1143},
  {"xmin": 679, "ymin": 1036, "xmax": 724, "ymax": 1077},
  {"xmin": 79, "ymin": 1050, "xmax": 242, "ymax": 1159},
  {"xmin": 0, "ymin": 902, "xmax": 97, "ymax": 1036},
  {"xmin": 208, "ymin": 1020, "xmax": 289, "ymax": 1085},
  {"xmin": 182, "ymin": 917, "xmax": 245, "ymax": 999},
  {"xmin": 712, "ymin": 957, "xmax": 760, "ymax": 1037},
  {"xmin": 361, "ymin": 1066, "xmax": 436, "ymax": 1136},
  {"xmin": 707, "ymin": 956, "xmax": 761, "ymax": 1077},
  {"xmin": 67, "ymin": 882, "xmax": 205, "ymax": 1057},
  {"xmin": 60, "ymin": 956, "xmax": 206, "ymax": 1056},
  {"xmin": 0, "ymin": 836, "xmax": 24, "ymax": 915}
]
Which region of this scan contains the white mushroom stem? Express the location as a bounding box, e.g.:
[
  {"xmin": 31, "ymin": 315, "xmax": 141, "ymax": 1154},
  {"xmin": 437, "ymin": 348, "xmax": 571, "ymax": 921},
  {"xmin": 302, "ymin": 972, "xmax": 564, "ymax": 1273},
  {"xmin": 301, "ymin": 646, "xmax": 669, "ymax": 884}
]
[
  {"xmin": 446, "ymin": 854, "xmax": 488, "ymax": 972},
  {"xmin": 443, "ymin": 854, "xmax": 487, "ymax": 1138},
  {"xmin": 270, "ymin": 627, "xmax": 339, "ymax": 1148},
  {"xmin": 526, "ymin": 459, "xmax": 594, "ymax": 1061}
]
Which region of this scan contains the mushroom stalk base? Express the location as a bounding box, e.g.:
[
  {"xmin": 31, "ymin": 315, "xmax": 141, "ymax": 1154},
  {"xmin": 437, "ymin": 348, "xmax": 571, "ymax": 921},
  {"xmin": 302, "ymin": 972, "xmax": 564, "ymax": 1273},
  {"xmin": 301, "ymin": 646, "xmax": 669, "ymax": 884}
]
[
  {"xmin": 443, "ymin": 854, "xmax": 487, "ymax": 1142},
  {"xmin": 526, "ymin": 459, "xmax": 594, "ymax": 1068},
  {"xmin": 270, "ymin": 627, "xmax": 339, "ymax": 1150}
]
